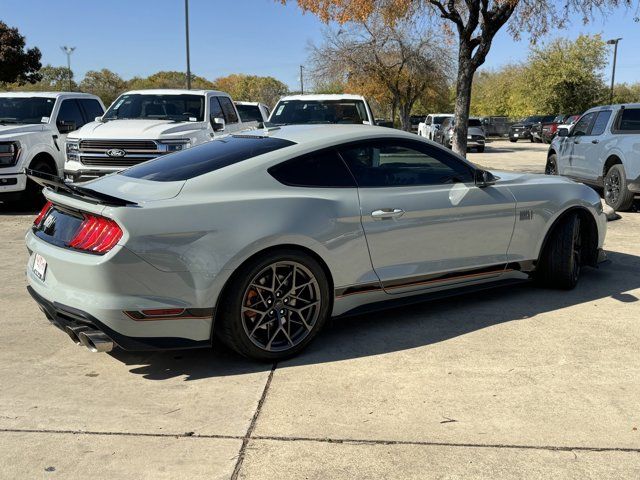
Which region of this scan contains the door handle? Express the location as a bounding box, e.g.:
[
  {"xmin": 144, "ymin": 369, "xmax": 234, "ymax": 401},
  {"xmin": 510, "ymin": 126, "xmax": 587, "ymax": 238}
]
[
  {"xmin": 591, "ymin": 139, "xmax": 599, "ymax": 144},
  {"xmin": 371, "ymin": 208, "xmax": 405, "ymax": 219}
]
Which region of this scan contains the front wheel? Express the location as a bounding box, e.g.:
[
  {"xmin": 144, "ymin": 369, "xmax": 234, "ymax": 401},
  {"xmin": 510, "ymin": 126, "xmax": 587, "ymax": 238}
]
[
  {"xmin": 545, "ymin": 154, "xmax": 558, "ymax": 175},
  {"xmin": 604, "ymin": 164, "xmax": 634, "ymax": 212},
  {"xmin": 536, "ymin": 214, "xmax": 583, "ymax": 290},
  {"xmin": 216, "ymin": 250, "xmax": 331, "ymax": 361},
  {"xmin": 476, "ymin": 146, "xmax": 485, "ymax": 153}
]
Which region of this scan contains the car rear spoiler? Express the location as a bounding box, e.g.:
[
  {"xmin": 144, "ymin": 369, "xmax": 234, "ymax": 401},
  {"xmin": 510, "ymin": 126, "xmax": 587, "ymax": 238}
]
[{"xmin": 25, "ymin": 169, "xmax": 138, "ymax": 207}]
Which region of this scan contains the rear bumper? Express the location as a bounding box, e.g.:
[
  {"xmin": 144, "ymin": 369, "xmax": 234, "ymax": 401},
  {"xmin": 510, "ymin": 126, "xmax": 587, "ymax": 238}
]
[{"xmin": 28, "ymin": 285, "xmax": 210, "ymax": 351}]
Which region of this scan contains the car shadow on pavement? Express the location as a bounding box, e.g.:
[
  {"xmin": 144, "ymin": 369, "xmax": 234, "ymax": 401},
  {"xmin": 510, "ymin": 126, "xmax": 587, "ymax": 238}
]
[
  {"xmin": 0, "ymin": 202, "xmax": 38, "ymax": 216},
  {"xmin": 113, "ymin": 250, "xmax": 640, "ymax": 380}
]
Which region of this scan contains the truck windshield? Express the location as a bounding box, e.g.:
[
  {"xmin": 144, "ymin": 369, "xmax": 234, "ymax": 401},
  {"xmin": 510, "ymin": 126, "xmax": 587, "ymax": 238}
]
[
  {"xmin": 270, "ymin": 100, "xmax": 368, "ymax": 125},
  {"xmin": 236, "ymin": 104, "xmax": 263, "ymax": 122},
  {"xmin": 103, "ymin": 94, "xmax": 205, "ymax": 122},
  {"xmin": 0, "ymin": 97, "xmax": 56, "ymax": 124}
]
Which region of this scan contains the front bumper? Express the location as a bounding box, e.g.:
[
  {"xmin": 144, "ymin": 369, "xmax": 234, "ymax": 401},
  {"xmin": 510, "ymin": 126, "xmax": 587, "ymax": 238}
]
[
  {"xmin": 509, "ymin": 128, "xmax": 531, "ymax": 140},
  {"xmin": 0, "ymin": 171, "xmax": 27, "ymax": 195}
]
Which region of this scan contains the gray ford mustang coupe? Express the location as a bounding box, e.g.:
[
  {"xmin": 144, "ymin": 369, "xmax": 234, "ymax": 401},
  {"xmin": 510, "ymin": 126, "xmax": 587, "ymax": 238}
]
[{"xmin": 26, "ymin": 125, "xmax": 606, "ymax": 360}]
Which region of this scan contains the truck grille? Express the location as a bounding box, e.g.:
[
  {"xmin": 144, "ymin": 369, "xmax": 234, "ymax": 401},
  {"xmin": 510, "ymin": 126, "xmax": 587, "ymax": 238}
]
[{"xmin": 78, "ymin": 140, "xmax": 164, "ymax": 168}]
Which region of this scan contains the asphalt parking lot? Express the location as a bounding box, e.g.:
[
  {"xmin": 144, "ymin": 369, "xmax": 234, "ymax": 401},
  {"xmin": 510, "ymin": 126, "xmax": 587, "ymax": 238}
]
[{"xmin": 1, "ymin": 139, "xmax": 639, "ymax": 479}]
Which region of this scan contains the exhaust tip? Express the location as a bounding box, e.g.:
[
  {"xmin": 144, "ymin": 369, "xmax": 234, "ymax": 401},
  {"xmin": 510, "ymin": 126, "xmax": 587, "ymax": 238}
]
[
  {"xmin": 65, "ymin": 325, "xmax": 91, "ymax": 345},
  {"xmin": 78, "ymin": 331, "xmax": 114, "ymax": 353}
]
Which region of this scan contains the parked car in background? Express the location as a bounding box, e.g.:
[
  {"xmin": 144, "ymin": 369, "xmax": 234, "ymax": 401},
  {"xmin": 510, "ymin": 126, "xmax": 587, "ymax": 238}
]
[
  {"xmin": 539, "ymin": 115, "xmax": 578, "ymax": 144},
  {"xmin": 268, "ymin": 94, "xmax": 375, "ymax": 126},
  {"xmin": 509, "ymin": 115, "xmax": 552, "ymax": 142},
  {"xmin": 410, "ymin": 114, "xmax": 427, "ymax": 133},
  {"xmin": 235, "ymin": 101, "xmax": 270, "ymax": 123},
  {"xmin": 547, "ymin": 104, "xmax": 640, "ymax": 211},
  {"xmin": 557, "ymin": 114, "xmax": 581, "ymax": 133},
  {"xmin": 439, "ymin": 117, "xmax": 486, "ymax": 152},
  {"xmin": 64, "ymin": 89, "xmax": 256, "ymax": 183},
  {"xmin": 418, "ymin": 113, "xmax": 453, "ymax": 140},
  {"xmin": 480, "ymin": 116, "xmax": 515, "ymax": 137},
  {"xmin": 530, "ymin": 115, "xmax": 557, "ymax": 143},
  {"xmin": 0, "ymin": 92, "xmax": 105, "ymax": 206},
  {"xmin": 26, "ymin": 124, "xmax": 606, "ymax": 360}
]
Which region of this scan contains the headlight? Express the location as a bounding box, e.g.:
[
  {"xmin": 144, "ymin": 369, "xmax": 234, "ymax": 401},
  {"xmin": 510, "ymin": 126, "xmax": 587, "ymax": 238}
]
[
  {"xmin": 0, "ymin": 141, "xmax": 20, "ymax": 167},
  {"xmin": 66, "ymin": 140, "xmax": 80, "ymax": 161},
  {"xmin": 158, "ymin": 140, "xmax": 191, "ymax": 152}
]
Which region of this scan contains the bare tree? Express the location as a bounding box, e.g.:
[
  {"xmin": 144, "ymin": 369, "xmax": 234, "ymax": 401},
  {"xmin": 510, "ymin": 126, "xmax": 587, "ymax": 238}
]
[{"xmin": 309, "ymin": 16, "xmax": 452, "ymax": 130}]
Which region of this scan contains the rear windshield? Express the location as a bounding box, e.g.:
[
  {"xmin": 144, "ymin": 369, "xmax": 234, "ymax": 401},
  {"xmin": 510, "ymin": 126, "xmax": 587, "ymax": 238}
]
[
  {"xmin": 236, "ymin": 104, "xmax": 263, "ymax": 122},
  {"xmin": 468, "ymin": 119, "xmax": 482, "ymax": 127},
  {"xmin": 270, "ymin": 100, "xmax": 368, "ymax": 125},
  {"xmin": 121, "ymin": 135, "xmax": 295, "ymax": 182}
]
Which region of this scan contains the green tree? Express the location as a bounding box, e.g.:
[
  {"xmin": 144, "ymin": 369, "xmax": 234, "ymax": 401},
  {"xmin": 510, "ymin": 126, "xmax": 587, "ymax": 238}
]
[
  {"xmin": 612, "ymin": 83, "xmax": 640, "ymax": 104},
  {"xmin": 0, "ymin": 21, "xmax": 42, "ymax": 85},
  {"xmin": 212, "ymin": 74, "xmax": 289, "ymax": 106},
  {"xmin": 128, "ymin": 71, "xmax": 214, "ymax": 90},
  {"xmin": 2, "ymin": 65, "xmax": 76, "ymax": 92},
  {"xmin": 79, "ymin": 69, "xmax": 128, "ymax": 106},
  {"xmin": 524, "ymin": 35, "xmax": 608, "ymax": 114}
]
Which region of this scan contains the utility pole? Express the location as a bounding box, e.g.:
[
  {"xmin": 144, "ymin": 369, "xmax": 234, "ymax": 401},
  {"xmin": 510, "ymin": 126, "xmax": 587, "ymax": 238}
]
[
  {"xmin": 299, "ymin": 65, "xmax": 304, "ymax": 94},
  {"xmin": 185, "ymin": 0, "xmax": 191, "ymax": 90},
  {"xmin": 60, "ymin": 46, "xmax": 76, "ymax": 91},
  {"xmin": 607, "ymin": 38, "xmax": 622, "ymax": 104}
]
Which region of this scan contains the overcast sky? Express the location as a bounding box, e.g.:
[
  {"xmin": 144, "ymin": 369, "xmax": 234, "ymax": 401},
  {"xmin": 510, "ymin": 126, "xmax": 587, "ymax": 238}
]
[{"xmin": 2, "ymin": 0, "xmax": 639, "ymax": 88}]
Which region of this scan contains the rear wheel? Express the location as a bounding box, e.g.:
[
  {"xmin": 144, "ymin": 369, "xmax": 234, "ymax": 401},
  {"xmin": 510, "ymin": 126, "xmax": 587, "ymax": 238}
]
[
  {"xmin": 25, "ymin": 159, "xmax": 55, "ymax": 208},
  {"xmin": 603, "ymin": 164, "xmax": 634, "ymax": 212},
  {"xmin": 216, "ymin": 250, "xmax": 331, "ymax": 361},
  {"xmin": 510, "ymin": 139, "xmax": 517, "ymax": 143},
  {"xmin": 476, "ymin": 146, "xmax": 485, "ymax": 153},
  {"xmin": 536, "ymin": 213, "xmax": 583, "ymax": 290}
]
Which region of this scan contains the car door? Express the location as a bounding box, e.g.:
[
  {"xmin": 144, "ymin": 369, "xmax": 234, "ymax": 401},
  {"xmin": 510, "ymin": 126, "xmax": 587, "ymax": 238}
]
[
  {"xmin": 561, "ymin": 112, "xmax": 597, "ymax": 179},
  {"xmin": 574, "ymin": 110, "xmax": 612, "ymax": 182},
  {"xmin": 338, "ymin": 138, "xmax": 517, "ymax": 294}
]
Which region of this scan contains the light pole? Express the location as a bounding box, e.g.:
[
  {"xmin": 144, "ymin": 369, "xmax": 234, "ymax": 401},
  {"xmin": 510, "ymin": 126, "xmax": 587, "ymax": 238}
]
[
  {"xmin": 607, "ymin": 38, "xmax": 622, "ymax": 104},
  {"xmin": 60, "ymin": 46, "xmax": 76, "ymax": 91},
  {"xmin": 185, "ymin": 0, "xmax": 191, "ymax": 90},
  {"xmin": 299, "ymin": 65, "xmax": 304, "ymax": 94}
]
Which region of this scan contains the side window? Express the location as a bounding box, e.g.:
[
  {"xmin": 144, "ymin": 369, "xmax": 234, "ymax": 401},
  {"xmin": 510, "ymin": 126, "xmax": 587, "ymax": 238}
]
[
  {"xmin": 338, "ymin": 140, "xmax": 474, "ymax": 188},
  {"xmin": 614, "ymin": 108, "xmax": 640, "ymax": 133},
  {"xmin": 590, "ymin": 111, "xmax": 612, "ymax": 136},
  {"xmin": 426, "ymin": 116, "xmax": 432, "ymax": 125},
  {"xmin": 209, "ymin": 97, "xmax": 224, "ymax": 121},
  {"xmin": 268, "ymin": 150, "xmax": 356, "ymax": 188},
  {"xmin": 571, "ymin": 112, "xmax": 597, "ymax": 136},
  {"xmin": 218, "ymin": 96, "xmax": 239, "ymax": 124},
  {"xmin": 56, "ymin": 99, "xmax": 85, "ymax": 131},
  {"xmin": 80, "ymin": 99, "xmax": 104, "ymax": 121}
]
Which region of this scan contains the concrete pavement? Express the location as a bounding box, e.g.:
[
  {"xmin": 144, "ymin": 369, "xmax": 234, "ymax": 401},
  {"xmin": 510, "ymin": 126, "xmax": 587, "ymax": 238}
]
[{"xmin": 1, "ymin": 140, "xmax": 639, "ymax": 479}]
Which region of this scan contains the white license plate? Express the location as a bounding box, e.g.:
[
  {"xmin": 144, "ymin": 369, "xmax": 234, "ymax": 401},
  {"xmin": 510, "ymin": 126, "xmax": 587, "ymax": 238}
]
[
  {"xmin": 33, "ymin": 253, "xmax": 47, "ymax": 281},
  {"xmin": 514, "ymin": 133, "xmax": 519, "ymax": 137}
]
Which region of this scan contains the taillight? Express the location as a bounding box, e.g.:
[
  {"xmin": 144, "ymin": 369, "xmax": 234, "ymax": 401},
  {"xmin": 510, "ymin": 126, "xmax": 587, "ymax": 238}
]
[
  {"xmin": 33, "ymin": 201, "xmax": 53, "ymax": 227},
  {"xmin": 68, "ymin": 214, "xmax": 123, "ymax": 254}
]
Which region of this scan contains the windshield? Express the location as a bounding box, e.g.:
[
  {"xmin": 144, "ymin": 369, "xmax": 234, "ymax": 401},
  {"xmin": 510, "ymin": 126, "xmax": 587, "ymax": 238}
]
[
  {"xmin": 269, "ymin": 100, "xmax": 368, "ymax": 125},
  {"xmin": 433, "ymin": 116, "xmax": 450, "ymax": 124},
  {"xmin": 103, "ymin": 94, "xmax": 205, "ymax": 121},
  {"xmin": 469, "ymin": 119, "xmax": 482, "ymax": 127},
  {"xmin": 0, "ymin": 97, "xmax": 56, "ymax": 124},
  {"xmin": 236, "ymin": 104, "xmax": 263, "ymax": 123},
  {"xmin": 522, "ymin": 115, "xmax": 545, "ymax": 123}
]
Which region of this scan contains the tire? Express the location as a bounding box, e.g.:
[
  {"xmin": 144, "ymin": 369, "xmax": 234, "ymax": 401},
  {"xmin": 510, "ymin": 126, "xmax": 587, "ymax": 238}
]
[
  {"xmin": 545, "ymin": 154, "xmax": 558, "ymax": 175},
  {"xmin": 216, "ymin": 249, "xmax": 331, "ymax": 361},
  {"xmin": 25, "ymin": 159, "xmax": 55, "ymax": 208},
  {"xmin": 477, "ymin": 146, "xmax": 485, "ymax": 153},
  {"xmin": 536, "ymin": 213, "xmax": 583, "ymax": 290},
  {"xmin": 603, "ymin": 164, "xmax": 634, "ymax": 212},
  {"xmin": 510, "ymin": 139, "xmax": 517, "ymax": 143}
]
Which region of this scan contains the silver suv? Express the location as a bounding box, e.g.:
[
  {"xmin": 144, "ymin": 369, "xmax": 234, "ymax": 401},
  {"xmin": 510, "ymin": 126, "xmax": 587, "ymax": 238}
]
[{"xmin": 547, "ymin": 104, "xmax": 640, "ymax": 211}]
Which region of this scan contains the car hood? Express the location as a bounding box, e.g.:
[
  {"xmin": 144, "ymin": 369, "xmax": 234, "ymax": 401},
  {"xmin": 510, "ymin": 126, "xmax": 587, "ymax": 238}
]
[
  {"xmin": 77, "ymin": 172, "xmax": 185, "ymax": 203},
  {"xmin": 491, "ymin": 170, "xmax": 574, "ymax": 186},
  {"xmin": 0, "ymin": 123, "xmax": 46, "ymax": 137},
  {"xmin": 70, "ymin": 119, "xmax": 207, "ymax": 140},
  {"xmin": 468, "ymin": 126, "xmax": 484, "ymax": 136}
]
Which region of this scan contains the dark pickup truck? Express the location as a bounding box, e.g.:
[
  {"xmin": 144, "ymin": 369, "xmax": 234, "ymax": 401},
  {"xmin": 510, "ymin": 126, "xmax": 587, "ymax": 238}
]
[{"xmin": 509, "ymin": 115, "xmax": 553, "ymax": 142}]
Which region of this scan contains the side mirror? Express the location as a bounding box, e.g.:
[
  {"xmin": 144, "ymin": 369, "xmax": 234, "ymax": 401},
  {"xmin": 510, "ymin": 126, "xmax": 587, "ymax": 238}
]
[
  {"xmin": 57, "ymin": 120, "xmax": 77, "ymax": 134},
  {"xmin": 95, "ymin": 116, "xmax": 103, "ymax": 122},
  {"xmin": 557, "ymin": 127, "xmax": 569, "ymax": 137},
  {"xmin": 211, "ymin": 116, "xmax": 225, "ymax": 132},
  {"xmin": 475, "ymin": 169, "xmax": 497, "ymax": 188}
]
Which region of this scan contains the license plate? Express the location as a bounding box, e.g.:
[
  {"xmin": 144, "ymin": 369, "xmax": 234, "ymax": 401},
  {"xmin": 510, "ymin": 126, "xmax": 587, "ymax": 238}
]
[
  {"xmin": 33, "ymin": 253, "xmax": 47, "ymax": 281},
  {"xmin": 514, "ymin": 133, "xmax": 519, "ymax": 137}
]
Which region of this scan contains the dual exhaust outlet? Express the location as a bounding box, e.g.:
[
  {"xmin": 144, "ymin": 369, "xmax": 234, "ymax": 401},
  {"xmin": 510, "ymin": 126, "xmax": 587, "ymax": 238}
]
[{"xmin": 65, "ymin": 325, "xmax": 114, "ymax": 352}]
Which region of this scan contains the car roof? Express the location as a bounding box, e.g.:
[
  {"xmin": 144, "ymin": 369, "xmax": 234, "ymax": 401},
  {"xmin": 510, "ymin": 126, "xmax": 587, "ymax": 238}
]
[
  {"xmin": 0, "ymin": 91, "xmax": 99, "ymax": 100},
  {"xmin": 123, "ymin": 89, "xmax": 229, "ymax": 96},
  {"xmin": 234, "ymin": 101, "xmax": 262, "ymax": 106},
  {"xmin": 277, "ymin": 94, "xmax": 367, "ymax": 102}
]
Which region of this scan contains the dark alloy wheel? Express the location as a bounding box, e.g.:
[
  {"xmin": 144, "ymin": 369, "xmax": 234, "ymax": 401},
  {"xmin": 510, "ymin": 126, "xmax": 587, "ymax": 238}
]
[
  {"xmin": 604, "ymin": 164, "xmax": 634, "ymax": 212},
  {"xmin": 217, "ymin": 250, "xmax": 330, "ymax": 360},
  {"xmin": 25, "ymin": 160, "xmax": 55, "ymax": 208},
  {"xmin": 536, "ymin": 213, "xmax": 584, "ymax": 290},
  {"xmin": 545, "ymin": 154, "xmax": 558, "ymax": 175}
]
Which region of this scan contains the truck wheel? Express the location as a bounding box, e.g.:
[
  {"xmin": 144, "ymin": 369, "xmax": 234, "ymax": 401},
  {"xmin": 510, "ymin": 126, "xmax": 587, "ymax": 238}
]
[
  {"xmin": 477, "ymin": 146, "xmax": 485, "ymax": 153},
  {"xmin": 545, "ymin": 154, "xmax": 558, "ymax": 175},
  {"xmin": 509, "ymin": 139, "xmax": 517, "ymax": 143},
  {"xmin": 536, "ymin": 213, "xmax": 582, "ymax": 290},
  {"xmin": 25, "ymin": 159, "xmax": 55, "ymax": 208},
  {"xmin": 604, "ymin": 164, "xmax": 634, "ymax": 212},
  {"xmin": 216, "ymin": 249, "xmax": 331, "ymax": 361}
]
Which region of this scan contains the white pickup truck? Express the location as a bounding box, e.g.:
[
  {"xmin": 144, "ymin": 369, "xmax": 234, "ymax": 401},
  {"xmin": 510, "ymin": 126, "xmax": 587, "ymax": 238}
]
[
  {"xmin": 268, "ymin": 94, "xmax": 376, "ymax": 126},
  {"xmin": 64, "ymin": 89, "xmax": 256, "ymax": 183},
  {"xmin": 418, "ymin": 113, "xmax": 454, "ymax": 141},
  {"xmin": 0, "ymin": 92, "xmax": 105, "ymax": 205}
]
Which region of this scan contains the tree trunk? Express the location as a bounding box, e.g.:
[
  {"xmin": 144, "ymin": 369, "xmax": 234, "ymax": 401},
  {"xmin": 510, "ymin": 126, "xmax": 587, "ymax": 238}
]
[
  {"xmin": 452, "ymin": 47, "xmax": 475, "ymax": 157},
  {"xmin": 391, "ymin": 100, "xmax": 397, "ymax": 128},
  {"xmin": 399, "ymin": 103, "xmax": 411, "ymax": 131}
]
